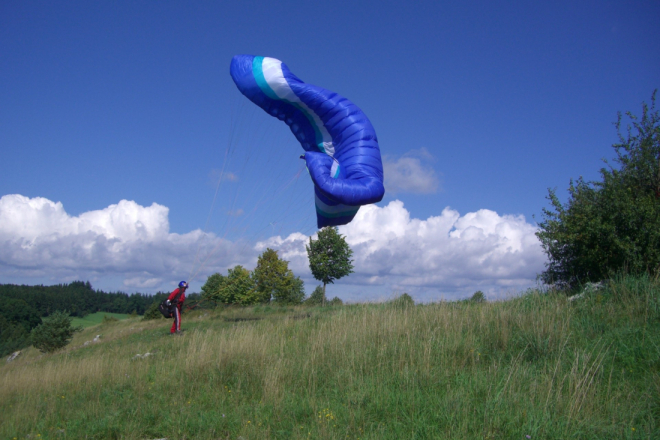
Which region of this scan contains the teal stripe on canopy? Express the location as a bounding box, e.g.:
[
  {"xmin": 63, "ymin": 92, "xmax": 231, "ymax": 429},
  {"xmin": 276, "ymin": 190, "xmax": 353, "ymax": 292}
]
[{"xmin": 252, "ymin": 56, "xmax": 278, "ymax": 100}]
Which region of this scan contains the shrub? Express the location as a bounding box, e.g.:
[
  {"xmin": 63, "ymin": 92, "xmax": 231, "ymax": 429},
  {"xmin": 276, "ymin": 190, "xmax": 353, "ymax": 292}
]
[
  {"xmin": 304, "ymin": 286, "xmax": 327, "ymax": 306},
  {"xmin": 537, "ymin": 93, "xmax": 660, "ymax": 287},
  {"xmin": 143, "ymin": 302, "xmax": 164, "ymax": 321},
  {"xmin": 31, "ymin": 311, "xmax": 82, "ymax": 353},
  {"xmin": 470, "ymin": 291, "xmax": 486, "ymax": 303},
  {"xmin": 390, "ymin": 293, "xmax": 415, "ymax": 308},
  {"xmin": 102, "ymin": 315, "xmax": 119, "ymax": 324}
]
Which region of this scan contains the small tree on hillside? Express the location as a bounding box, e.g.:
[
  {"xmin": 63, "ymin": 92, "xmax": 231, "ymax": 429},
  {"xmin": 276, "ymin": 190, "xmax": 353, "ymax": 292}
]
[
  {"xmin": 225, "ymin": 265, "xmax": 258, "ymax": 305},
  {"xmin": 537, "ymin": 92, "xmax": 660, "ymax": 288},
  {"xmin": 304, "ymin": 285, "xmax": 327, "ymax": 306},
  {"xmin": 200, "ymin": 267, "xmax": 257, "ymax": 305},
  {"xmin": 306, "ymin": 227, "xmax": 354, "ymax": 304},
  {"xmin": 201, "ymin": 272, "xmax": 228, "ymax": 303},
  {"xmin": 142, "ymin": 301, "xmax": 164, "ymax": 320},
  {"xmin": 31, "ymin": 311, "xmax": 82, "ymax": 353},
  {"xmin": 252, "ymin": 248, "xmax": 305, "ymax": 304}
]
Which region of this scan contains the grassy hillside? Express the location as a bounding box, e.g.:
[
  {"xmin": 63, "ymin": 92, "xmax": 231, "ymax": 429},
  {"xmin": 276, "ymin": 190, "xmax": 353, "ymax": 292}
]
[
  {"xmin": 70, "ymin": 312, "xmax": 131, "ymax": 329},
  {"xmin": 1, "ymin": 276, "xmax": 658, "ymax": 439}
]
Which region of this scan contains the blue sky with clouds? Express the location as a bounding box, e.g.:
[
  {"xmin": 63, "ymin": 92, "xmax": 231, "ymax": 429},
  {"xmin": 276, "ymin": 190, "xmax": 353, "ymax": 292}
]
[{"xmin": 1, "ymin": 1, "xmax": 658, "ymax": 301}]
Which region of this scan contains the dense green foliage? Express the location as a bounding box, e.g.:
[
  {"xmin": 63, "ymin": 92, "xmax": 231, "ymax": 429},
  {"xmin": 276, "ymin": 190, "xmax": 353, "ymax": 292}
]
[
  {"xmin": 304, "ymin": 285, "xmax": 327, "ymax": 305},
  {"xmin": 0, "ymin": 298, "xmax": 43, "ymax": 355},
  {"xmin": 537, "ymin": 93, "xmax": 660, "ymax": 287},
  {"xmin": 202, "ymin": 249, "xmax": 305, "ymax": 306},
  {"xmin": 1, "ymin": 275, "xmax": 658, "ymax": 439},
  {"xmin": 388, "ymin": 292, "xmax": 415, "ymax": 308},
  {"xmin": 303, "ymin": 285, "xmax": 343, "ymax": 306},
  {"xmin": 142, "ymin": 301, "xmax": 166, "ymax": 321},
  {"xmin": 470, "ymin": 290, "xmax": 486, "ymax": 302},
  {"xmin": 202, "ymin": 265, "xmax": 258, "ymax": 305},
  {"xmin": 30, "ymin": 311, "xmax": 82, "ymax": 353},
  {"xmin": 253, "ymin": 248, "xmax": 305, "ymax": 304},
  {"xmin": 0, "ymin": 281, "xmax": 156, "ymax": 317},
  {"xmin": 306, "ymin": 227, "xmax": 354, "ymax": 300},
  {"xmin": 0, "ymin": 282, "xmax": 183, "ymax": 356},
  {"xmin": 0, "ymin": 314, "xmax": 33, "ymax": 358}
]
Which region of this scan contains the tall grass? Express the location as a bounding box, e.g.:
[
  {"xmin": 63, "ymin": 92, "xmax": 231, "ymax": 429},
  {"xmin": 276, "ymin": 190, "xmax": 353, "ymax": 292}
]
[{"xmin": 1, "ymin": 275, "xmax": 658, "ymax": 439}]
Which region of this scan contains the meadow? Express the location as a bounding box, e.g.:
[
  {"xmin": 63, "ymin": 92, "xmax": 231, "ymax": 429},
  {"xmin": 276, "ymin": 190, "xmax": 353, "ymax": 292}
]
[
  {"xmin": 70, "ymin": 312, "xmax": 131, "ymax": 329},
  {"xmin": 1, "ymin": 275, "xmax": 658, "ymax": 439}
]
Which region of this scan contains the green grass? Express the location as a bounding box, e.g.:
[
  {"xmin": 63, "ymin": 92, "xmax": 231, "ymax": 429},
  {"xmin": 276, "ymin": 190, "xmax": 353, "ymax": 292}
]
[
  {"xmin": 70, "ymin": 312, "xmax": 131, "ymax": 328},
  {"xmin": 1, "ymin": 275, "xmax": 659, "ymax": 439}
]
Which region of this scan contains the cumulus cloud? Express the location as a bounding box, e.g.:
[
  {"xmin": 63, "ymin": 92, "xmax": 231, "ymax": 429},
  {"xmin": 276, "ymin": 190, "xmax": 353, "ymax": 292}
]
[
  {"xmin": 0, "ymin": 194, "xmax": 546, "ymax": 300},
  {"xmin": 383, "ymin": 148, "xmax": 440, "ymax": 194},
  {"xmin": 257, "ymin": 201, "xmax": 546, "ymax": 301},
  {"xmin": 337, "ymin": 201, "xmax": 546, "ymax": 299},
  {"xmin": 0, "ymin": 194, "xmax": 255, "ymax": 292}
]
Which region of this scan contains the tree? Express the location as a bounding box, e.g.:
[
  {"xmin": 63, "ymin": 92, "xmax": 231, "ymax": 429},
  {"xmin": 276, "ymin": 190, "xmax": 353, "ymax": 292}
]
[
  {"xmin": 31, "ymin": 311, "xmax": 82, "ymax": 353},
  {"xmin": 537, "ymin": 92, "xmax": 660, "ymax": 288},
  {"xmin": 3, "ymin": 298, "xmax": 42, "ymax": 333},
  {"xmin": 142, "ymin": 301, "xmax": 164, "ymax": 320},
  {"xmin": 201, "ymin": 272, "xmax": 228, "ymax": 303},
  {"xmin": 200, "ymin": 266, "xmax": 260, "ymax": 305},
  {"xmin": 0, "ymin": 314, "xmax": 31, "ymax": 357},
  {"xmin": 225, "ymin": 265, "xmax": 258, "ymax": 305},
  {"xmin": 252, "ymin": 248, "xmax": 305, "ymax": 304},
  {"xmin": 306, "ymin": 227, "xmax": 354, "ymax": 304},
  {"xmin": 304, "ymin": 285, "xmax": 327, "ymax": 306}
]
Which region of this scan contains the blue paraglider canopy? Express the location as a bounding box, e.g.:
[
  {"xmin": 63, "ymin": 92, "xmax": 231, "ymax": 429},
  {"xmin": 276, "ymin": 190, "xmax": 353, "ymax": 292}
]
[{"xmin": 230, "ymin": 55, "xmax": 385, "ymax": 228}]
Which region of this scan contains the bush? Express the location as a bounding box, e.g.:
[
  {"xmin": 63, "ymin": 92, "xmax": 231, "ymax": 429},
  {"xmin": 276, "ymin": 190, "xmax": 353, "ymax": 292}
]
[
  {"xmin": 31, "ymin": 311, "xmax": 82, "ymax": 353},
  {"xmin": 329, "ymin": 296, "xmax": 344, "ymax": 306},
  {"xmin": 0, "ymin": 315, "xmax": 32, "ymax": 357},
  {"xmin": 537, "ymin": 93, "xmax": 660, "ymax": 287},
  {"xmin": 142, "ymin": 302, "xmax": 164, "ymax": 321},
  {"xmin": 102, "ymin": 315, "xmax": 119, "ymax": 324},
  {"xmin": 388, "ymin": 293, "xmax": 415, "ymax": 308},
  {"xmin": 470, "ymin": 291, "xmax": 486, "ymax": 303},
  {"xmin": 304, "ymin": 286, "xmax": 327, "ymax": 306}
]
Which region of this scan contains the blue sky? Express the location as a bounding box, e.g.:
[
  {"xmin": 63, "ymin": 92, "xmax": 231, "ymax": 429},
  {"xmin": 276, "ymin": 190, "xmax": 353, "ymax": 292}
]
[{"xmin": 1, "ymin": 1, "xmax": 658, "ymax": 301}]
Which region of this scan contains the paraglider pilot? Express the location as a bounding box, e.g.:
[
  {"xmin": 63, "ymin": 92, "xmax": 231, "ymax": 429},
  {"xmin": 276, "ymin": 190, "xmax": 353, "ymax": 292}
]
[{"xmin": 167, "ymin": 281, "xmax": 188, "ymax": 335}]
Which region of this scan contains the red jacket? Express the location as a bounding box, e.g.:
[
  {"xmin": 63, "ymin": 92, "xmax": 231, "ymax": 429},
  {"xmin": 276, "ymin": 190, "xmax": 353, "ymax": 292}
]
[{"xmin": 167, "ymin": 288, "xmax": 186, "ymax": 311}]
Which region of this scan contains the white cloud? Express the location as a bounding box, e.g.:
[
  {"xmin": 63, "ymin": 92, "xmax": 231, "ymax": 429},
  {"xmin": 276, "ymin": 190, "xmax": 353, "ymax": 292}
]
[
  {"xmin": 123, "ymin": 277, "xmax": 163, "ymax": 289},
  {"xmin": 335, "ymin": 201, "xmax": 546, "ymax": 300},
  {"xmin": 0, "ymin": 194, "xmax": 255, "ymax": 292},
  {"xmin": 383, "ymin": 148, "xmax": 440, "ymax": 194},
  {"xmin": 258, "ymin": 200, "xmax": 546, "ymax": 301},
  {"xmin": 0, "ymin": 194, "xmax": 546, "ymax": 301}
]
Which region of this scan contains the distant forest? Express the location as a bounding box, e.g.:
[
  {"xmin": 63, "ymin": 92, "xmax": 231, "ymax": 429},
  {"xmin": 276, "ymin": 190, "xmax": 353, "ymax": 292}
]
[{"xmin": 0, "ymin": 281, "xmax": 199, "ymax": 357}]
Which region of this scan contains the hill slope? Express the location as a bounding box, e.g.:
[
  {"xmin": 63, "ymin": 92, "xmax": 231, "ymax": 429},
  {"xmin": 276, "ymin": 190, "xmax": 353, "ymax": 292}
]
[{"xmin": 1, "ymin": 277, "xmax": 659, "ymax": 439}]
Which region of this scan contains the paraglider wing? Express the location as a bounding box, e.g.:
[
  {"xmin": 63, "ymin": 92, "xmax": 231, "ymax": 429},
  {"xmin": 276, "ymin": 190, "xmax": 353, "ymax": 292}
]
[{"xmin": 230, "ymin": 55, "xmax": 384, "ymax": 227}]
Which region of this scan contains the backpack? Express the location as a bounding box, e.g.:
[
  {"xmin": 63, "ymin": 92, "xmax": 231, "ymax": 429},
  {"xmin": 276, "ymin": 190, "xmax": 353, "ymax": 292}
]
[{"xmin": 158, "ymin": 289, "xmax": 184, "ymax": 318}]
